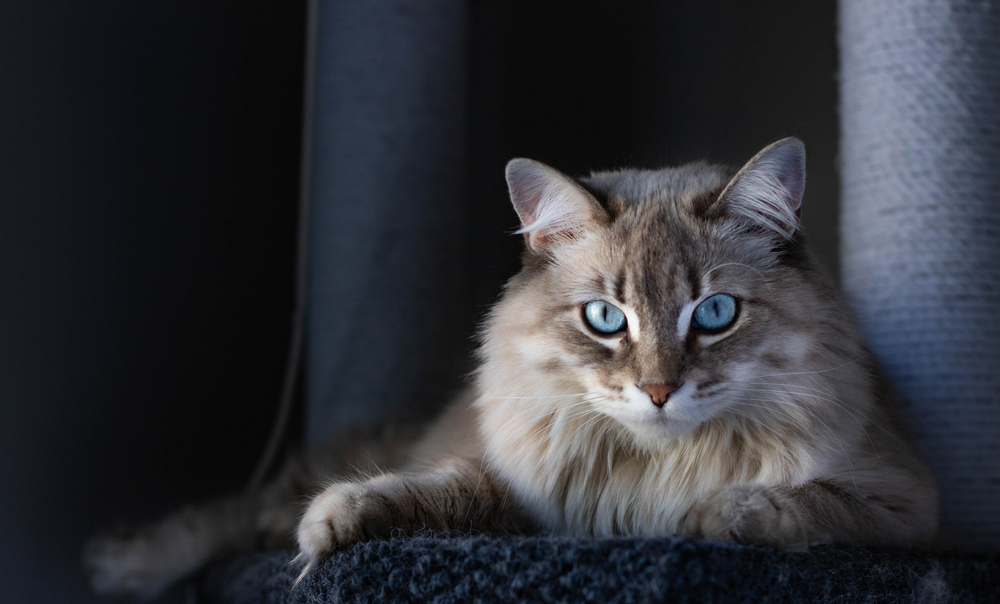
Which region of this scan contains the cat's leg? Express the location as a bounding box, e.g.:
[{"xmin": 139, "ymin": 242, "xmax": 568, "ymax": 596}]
[
  {"xmin": 85, "ymin": 420, "xmax": 427, "ymax": 598},
  {"xmin": 680, "ymin": 478, "xmax": 935, "ymax": 548},
  {"xmin": 296, "ymin": 457, "xmax": 531, "ymax": 573},
  {"xmin": 85, "ymin": 495, "xmax": 262, "ymax": 599},
  {"xmin": 84, "ymin": 460, "xmax": 309, "ymax": 600}
]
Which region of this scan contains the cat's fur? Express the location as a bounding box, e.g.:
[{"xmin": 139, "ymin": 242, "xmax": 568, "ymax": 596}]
[{"xmin": 86, "ymin": 139, "xmax": 938, "ymax": 599}]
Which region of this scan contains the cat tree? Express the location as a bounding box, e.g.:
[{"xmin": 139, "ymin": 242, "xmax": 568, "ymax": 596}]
[
  {"xmin": 303, "ymin": 0, "xmax": 469, "ymax": 445},
  {"xmin": 839, "ymin": 0, "xmax": 1000, "ymax": 550},
  {"xmin": 201, "ymin": 0, "xmax": 1000, "ymax": 601}
]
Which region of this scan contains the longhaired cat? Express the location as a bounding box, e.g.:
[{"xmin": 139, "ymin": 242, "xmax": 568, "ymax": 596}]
[{"xmin": 86, "ymin": 138, "xmax": 937, "ymax": 599}]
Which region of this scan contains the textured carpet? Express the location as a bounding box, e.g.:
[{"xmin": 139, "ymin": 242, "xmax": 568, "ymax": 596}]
[{"xmin": 199, "ymin": 535, "xmax": 999, "ymax": 603}]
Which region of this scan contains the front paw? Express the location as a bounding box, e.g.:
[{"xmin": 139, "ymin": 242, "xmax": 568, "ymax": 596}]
[
  {"xmin": 681, "ymin": 485, "xmax": 806, "ymax": 548},
  {"xmin": 296, "ymin": 482, "xmax": 397, "ymax": 572}
]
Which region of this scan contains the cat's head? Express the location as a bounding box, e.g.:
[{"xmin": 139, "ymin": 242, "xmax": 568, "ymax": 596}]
[{"xmin": 479, "ymin": 139, "xmax": 866, "ymax": 449}]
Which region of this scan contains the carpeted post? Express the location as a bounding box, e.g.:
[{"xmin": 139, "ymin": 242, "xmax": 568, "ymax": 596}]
[
  {"xmin": 839, "ymin": 0, "xmax": 1000, "ymax": 548},
  {"xmin": 304, "ymin": 0, "xmax": 469, "ymax": 443}
]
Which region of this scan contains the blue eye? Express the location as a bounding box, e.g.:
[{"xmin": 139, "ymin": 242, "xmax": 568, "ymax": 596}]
[
  {"xmin": 692, "ymin": 294, "xmax": 738, "ymax": 332},
  {"xmin": 583, "ymin": 300, "xmax": 627, "ymax": 334}
]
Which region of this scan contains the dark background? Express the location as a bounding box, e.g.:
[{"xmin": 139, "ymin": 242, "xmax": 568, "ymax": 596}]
[{"xmin": 0, "ymin": 1, "xmax": 837, "ymax": 601}]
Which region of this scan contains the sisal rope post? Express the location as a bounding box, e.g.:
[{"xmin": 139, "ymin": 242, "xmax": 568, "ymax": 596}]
[{"xmin": 839, "ymin": 0, "xmax": 1000, "ymax": 549}]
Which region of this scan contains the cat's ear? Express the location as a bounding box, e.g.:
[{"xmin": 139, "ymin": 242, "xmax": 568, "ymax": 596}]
[
  {"xmin": 505, "ymin": 158, "xmax": 605, "ymax": 252},
  {"xmin": 717, "ymin": 137, "xmax": 806, "ymax": 240}
]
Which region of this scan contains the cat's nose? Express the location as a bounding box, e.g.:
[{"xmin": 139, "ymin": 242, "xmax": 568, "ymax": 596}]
[{"xmin": 640, "ymin": 383, "xmax": 679, "ymax": 407}]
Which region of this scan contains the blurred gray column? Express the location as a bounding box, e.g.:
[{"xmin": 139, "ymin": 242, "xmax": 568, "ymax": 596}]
[
  {"xmin": 840, "ymin": 0, "xmax": 1000, "ymax": 548},
  {"xmin": 304, "ymin": 0, "xmax": 468, "ymax": 444}
]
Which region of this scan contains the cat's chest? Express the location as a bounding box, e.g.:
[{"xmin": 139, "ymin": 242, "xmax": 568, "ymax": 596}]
[
  {"xmin": 484, "ymin": 417, "xmax": 728, "ymax": 536},
  {"xmin": 475, "ymin": 393, "xmax": 815, "ymax": 536}
]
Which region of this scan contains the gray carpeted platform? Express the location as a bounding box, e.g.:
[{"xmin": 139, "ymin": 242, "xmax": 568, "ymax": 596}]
[{"xmin": 199, "ymin": 535, "xmax": 999, "ymax": 603}]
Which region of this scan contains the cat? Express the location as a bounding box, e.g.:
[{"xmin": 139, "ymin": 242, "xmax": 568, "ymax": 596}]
[{"xmin": 86, "ymin": 138, "xmax": 938, "ymax": 599}]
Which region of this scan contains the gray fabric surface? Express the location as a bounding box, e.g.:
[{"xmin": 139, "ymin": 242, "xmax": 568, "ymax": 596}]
[
  {"xmin": 839, "ymin": 0, "xmax": 1000, "ymax": 548},
  {"xmin": 200, "ymin": 536, "xmax": 1000, "ymax": 603},
  {"xmin": 304, "ymin": 0, "xmax": 469, "ymax": 443}
]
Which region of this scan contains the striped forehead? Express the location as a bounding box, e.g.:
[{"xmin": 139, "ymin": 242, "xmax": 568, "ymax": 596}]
[{"xmin": 611, "ymin": 208, "xmax": 703, "ymax": 334}]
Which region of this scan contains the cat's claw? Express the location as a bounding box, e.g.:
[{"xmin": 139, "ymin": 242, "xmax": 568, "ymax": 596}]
[
  {"xmin": 295, "ymin": 482, "xmax": 368, "ymax": 569},
  {"xmin": 288, "ymin": 552, "xmax": 314, "ymax": 588}
]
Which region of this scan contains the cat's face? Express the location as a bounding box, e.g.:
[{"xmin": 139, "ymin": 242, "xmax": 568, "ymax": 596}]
[{"xmin": 491, "ymin": 139, "xmax": 850, "ymax": 448}]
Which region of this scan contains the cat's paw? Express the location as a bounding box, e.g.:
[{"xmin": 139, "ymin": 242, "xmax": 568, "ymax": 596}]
[
  {"xmin": 681, "ymin": 484, "xmax": 807, "ymax": 549},
  {"xmin": 296, "ymin": 481, "xmax": 394, "ymax": 573}
]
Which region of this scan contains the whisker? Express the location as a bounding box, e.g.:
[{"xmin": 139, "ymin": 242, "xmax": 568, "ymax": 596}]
[
  {"xmin": 732, "ymin": 351, "xmax": 875, "ymax": 381},
  {"xmin": 479, "ymin": 393, "xmax": 590, "ymax": 400},
  {"xmin": 703, "ymin": 261, "xmax": 772, "ymax": 286},
  {"xmin": 739, "ymin": 385, "xmax": 905, "ymax": 457},
  {"xmin": 729, "ymin": 398, "xmax": 859, "ymax": 487},
  {"xmin": 724, "ymin": 403, "xmax": 795, "ymax": 441},
  {"xmin": 738, "ymin": 387, "xmax": 887, "ymax": 472}
]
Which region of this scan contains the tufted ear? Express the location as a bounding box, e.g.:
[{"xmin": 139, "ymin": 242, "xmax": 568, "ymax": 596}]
[
  {"xmin": 505, "ymin": 158, "xmax": 606, "ymax": 252},
  {"xmin": 717, "ymin": 137, "xmax": 806, "ymax": 240}
]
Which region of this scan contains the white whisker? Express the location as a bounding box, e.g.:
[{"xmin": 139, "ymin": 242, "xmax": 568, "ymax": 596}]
[{"xmin": 733, "ymin": 352, "xmax": 875, "ymax": 381}]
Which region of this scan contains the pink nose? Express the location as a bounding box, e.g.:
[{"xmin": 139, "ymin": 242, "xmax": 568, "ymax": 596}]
[{"xmin": 640, "ymin": 383, "xmax": 678, "ymax": 407}]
